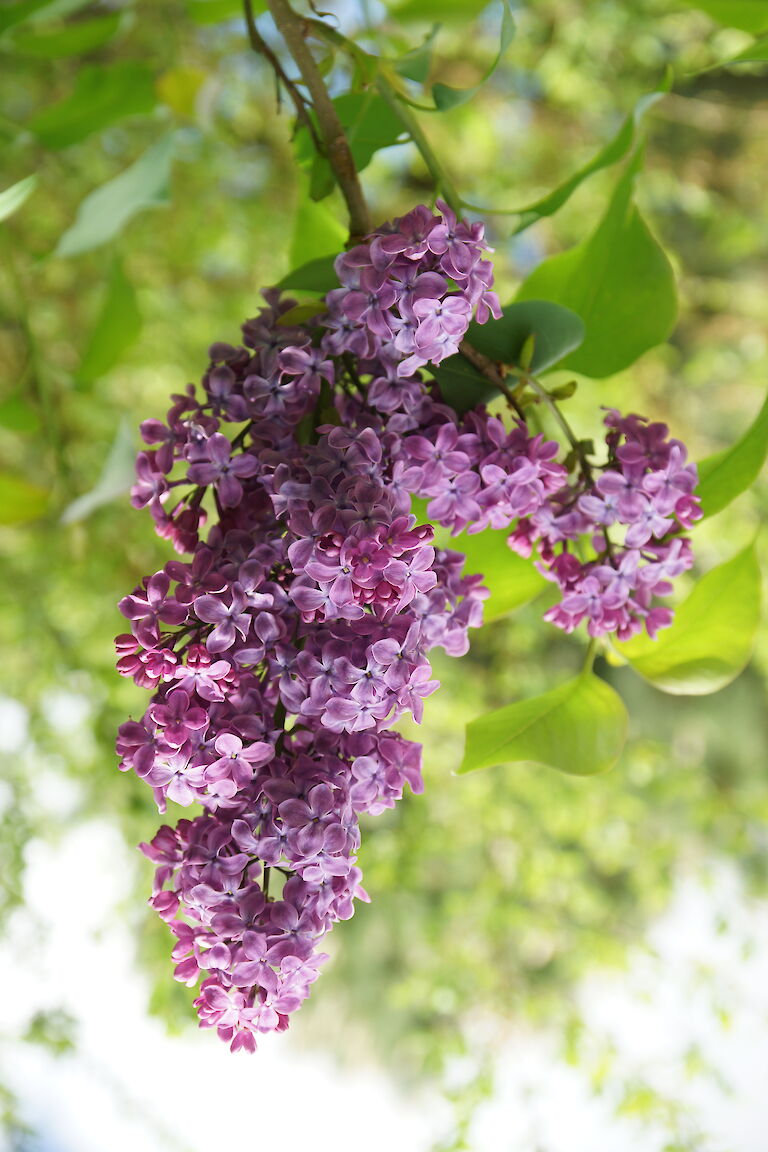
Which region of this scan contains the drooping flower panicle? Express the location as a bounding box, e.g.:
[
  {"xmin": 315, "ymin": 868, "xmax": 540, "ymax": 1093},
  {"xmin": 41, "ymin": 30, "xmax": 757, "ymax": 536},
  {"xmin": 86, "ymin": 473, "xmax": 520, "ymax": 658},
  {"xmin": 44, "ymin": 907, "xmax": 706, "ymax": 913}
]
[{"xmin": 116, "ymin": 202, "xmax": 698, "ymax": 1051}]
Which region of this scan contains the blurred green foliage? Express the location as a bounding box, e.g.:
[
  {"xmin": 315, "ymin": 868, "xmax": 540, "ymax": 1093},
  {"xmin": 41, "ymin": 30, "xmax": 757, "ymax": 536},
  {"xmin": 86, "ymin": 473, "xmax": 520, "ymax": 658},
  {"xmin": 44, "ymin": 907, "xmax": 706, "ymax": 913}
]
[{"xmin": 0, "ymin": 0, "xmax": 767, "ymax": 1147}]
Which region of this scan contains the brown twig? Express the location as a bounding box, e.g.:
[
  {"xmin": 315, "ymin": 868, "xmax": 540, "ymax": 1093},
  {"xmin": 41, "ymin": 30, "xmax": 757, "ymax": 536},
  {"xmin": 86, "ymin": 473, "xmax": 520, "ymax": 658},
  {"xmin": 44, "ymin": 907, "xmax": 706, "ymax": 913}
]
[
  {"xmin": 264, "ymin": 0, "xmax": 371, "ymax": 242},
  {"xmin": 243, "ymin": 0, "xmax": 322, "ymax": 152},
  {"xmin": 459, "ymin": 340, "xmax": 526, "ymax": 419}
]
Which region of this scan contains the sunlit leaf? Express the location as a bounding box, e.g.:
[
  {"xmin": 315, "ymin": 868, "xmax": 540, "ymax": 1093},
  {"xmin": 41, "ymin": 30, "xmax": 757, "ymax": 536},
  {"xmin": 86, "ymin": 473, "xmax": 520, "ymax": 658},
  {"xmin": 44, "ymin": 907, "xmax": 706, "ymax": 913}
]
[
  {"xmin": 0, "ymin": 175, "xmax": 37, "ymax": 223},
  {"xmin": 460, "ymin": 672, "xmax": 628, "ymax": 775},
  {"xmin": 432, "ymin": 0, "xmax": 514, "ymax": 110},
  {"xmin": 276, "ymin": 256, "xmax": 338, "ymax": 294},
  {"xmin": 157, "ymin": 66, "xmax": 207, "ymax": 119},
  {"xmin": 433, "ymin": 300, "xmax": 585, "ymax": 413},
  {"xmin": 510, "ymin": 86, "xmax": 668, "ymax": 235},
  {"xmin": 60, "ymin": 420, "xmax": 136, "ymax": 524},
  {"xmin": 723, "ymin": 33, "xmax": 768, "ymax": 62},
  {"xmin": 389, "ymin": 0, "xmax": 493, "ymax": 25},
  {"xmin": 288, "ymin": 181, "xmax": 347, "ymax": 269},
  {"xmin": 681, "ymin": 0, "xmax": 768, "ymax": 33},
  {"xmin": 55, "ymin": 134, "xmax": 175, "ymax": 258},
  {"xmin": 185, "ymin": 0, "xmax": 264, "ymax": 23},
  {"xmin": 0, "ymin": 474, "xmax": 49, "ymax": 524},
  {"xmin": 78, "ymin": 257, "xmax": 142, "ymax": 384},
  {"xmin": 11, "ymin": 12, "xmax": 121, "ymax": 57},
  {"xmin": 697, "ymin": 391, "xmax": 768, "ymax": 516},
  {"xmin": 517, "ymin": 153, "xmax": 677, "ymax": 378},
  {"xmin": 617, "ymin": 544, "xmax": 762, "ymax": 694}
]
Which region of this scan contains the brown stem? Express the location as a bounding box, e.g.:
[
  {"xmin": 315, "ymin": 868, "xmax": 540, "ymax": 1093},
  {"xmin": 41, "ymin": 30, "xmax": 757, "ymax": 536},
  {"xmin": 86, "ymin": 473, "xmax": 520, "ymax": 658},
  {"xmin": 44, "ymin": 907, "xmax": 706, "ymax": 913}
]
[
  {"xmin": 243, "ymin": 0, "xmax": 322, "ymax": 151},
  {"xmin": 264, "ymin": 0, "xmax": 371, "ymax": 243},
  {"xmin": 458, "ymin": 340, "xmax": 526, "ymax": 419}
]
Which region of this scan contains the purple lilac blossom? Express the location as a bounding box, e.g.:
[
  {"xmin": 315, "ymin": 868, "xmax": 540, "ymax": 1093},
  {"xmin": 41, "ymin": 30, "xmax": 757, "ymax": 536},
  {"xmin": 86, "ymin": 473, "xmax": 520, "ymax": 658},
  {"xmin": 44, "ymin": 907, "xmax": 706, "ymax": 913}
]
[{"xmin": 117, "ymin": 202, "xmax": 698, "ymax": 1052}]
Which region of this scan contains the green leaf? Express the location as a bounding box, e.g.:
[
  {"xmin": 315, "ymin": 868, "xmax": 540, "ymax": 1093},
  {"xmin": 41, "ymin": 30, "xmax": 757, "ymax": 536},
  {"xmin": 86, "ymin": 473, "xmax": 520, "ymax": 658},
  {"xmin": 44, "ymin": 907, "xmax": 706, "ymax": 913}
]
[
  {"xmin": 288, "ymin": 182, "xmax": 346, "ymax": 270},
  {"xmin": 723, "ymin": 33, "xmax": 768, "ymax": 62},
  {"xmin": 510, "ymin": 87, "xmax": 668, "ymax": 235},
  {"xmin": 78, "ymin": 257, "xmax": 142, "ymax": 384},
  {"xmin": 0, "ymin": 473, "xmax": 49, "ymax": 524},
  {"xmin": 30, "ymin": 61, "xmax": 156, "ymax": 150},
  {"xmin": 460, "ymin": 671, "xmax": 628, "ymax": 775},
  {"xmin": 55, "ymin": 134, "xmax": 175, "ymax": 258},
  {"xmin": 517, "ymin": 154, "xmax": 677, "ymax": 378},
  {"xmin": 0, "ymin": 0, "xmax": 53, "ymax": 34},
  {"xmin": 449, "ymin": 528, "xmax": 547, "ymax": 621},
  {"xmin": 60, "ymin": 420, "xmax": 136, "ymax": 524},
  {"xmin": 389, "ymin": 0, "xmax": 493, "ymax": 25},
  {"xmin": 697, "ymin": 391, "xmax": 768, "ymax": 516},
  {"xmin": 185, "ymin": 0, "xmax": 264, "ymax": 22},
  {"xmin": 681, "ymin": 0, "xmax": 768, "ymax": 33},
  {"xmin": 432, "ymin": 0, "xmax": 514, "ymax": 110},
  {"xmin": 0, "ymin": 175, "xmax": 37, "ymax": 223},
  {"xmin": 334, "ymin": 92, "xmax": 407, "ymax": 171},
  {"xmin": 276, "ymin": 255, "xmax": 338, "ymax": 294},
  {"xmin": 432, "ymin": 300, "xmax": 585, "ymax": 413},
  {"xmin": 393, "ymin": 26, "xmax": 439, "ymax": 84},
  {"xmin": 11, "ymin": 12, "xmax": 121, "ymax": 57},
  {"xmin": 617, "ymin": 544, "xmax": 762, "ymax": 695}
]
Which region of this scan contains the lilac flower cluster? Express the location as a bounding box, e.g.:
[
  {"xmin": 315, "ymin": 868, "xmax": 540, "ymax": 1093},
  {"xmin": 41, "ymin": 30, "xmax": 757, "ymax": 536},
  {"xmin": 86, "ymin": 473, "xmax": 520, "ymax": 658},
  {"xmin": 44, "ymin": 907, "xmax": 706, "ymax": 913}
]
[
  {"xmin": 508, "ymin": 410, "xmax": 701, "ymax": 640},
  {"xmin": 326, "ymin": 198, "xmax": 501, "ymax": 381},
  {"xmin": 117, "ymin": 202, "xmax": 698, "ymax": 1051}
]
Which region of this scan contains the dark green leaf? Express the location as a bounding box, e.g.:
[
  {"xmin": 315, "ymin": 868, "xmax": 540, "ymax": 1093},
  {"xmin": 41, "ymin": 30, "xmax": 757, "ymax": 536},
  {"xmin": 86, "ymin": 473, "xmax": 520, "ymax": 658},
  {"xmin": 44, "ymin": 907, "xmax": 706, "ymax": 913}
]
[
  {"xmin": 517, "ymin": 154, "xmax": 677, "ymax": 378},
  {"xmin": 30, "ymin": 62, "xmax": 156, "ymax": 150},
  {"xmin": 510, "ymin": 87, "xmax": 668, "ymax": 235},
  {"xmin": 60, "ymin": 420, "xmax": 136, "ymax": 524},
  {"xmin": 0, "ymin": 175, "xmax": 37, "ymax": 223},
  {"xmin": 432, "ymin": 0, "xmax": 514, "ymax": 110},
  {"xmin": 0, "ymin": 474, "xmax": 49, "ymax": 524},
  {"xmin": 11, "ymin": 12, "xmax": 121, "ymax": 57},
  {"xmin": 697, "ymin": 391, "xmax": 768, "ymax": 517},
  {"xmin": 55, "ymin": 134, "xmax": 175, "ymax": 257},
  {"xmin": 433, "ymin": 300, "xmax": 585, "ymax": 412},
  {"xmin": 460, "ymin": 672, "xmax": 628, "ymax": 775},
  {"xmin": 617, "ymin": 544, "xmax": 761, "ymax": 694},
  {"xmin": 78, "ymin": 257, "xmax": 142, "ymax": 384},
  {"xmin": 276, "ymin": 256, "xmax": 339, "ymax": 294},
  {"xmin": 682, "ymin": 0, "xmax": 768, "ymax": 33}
]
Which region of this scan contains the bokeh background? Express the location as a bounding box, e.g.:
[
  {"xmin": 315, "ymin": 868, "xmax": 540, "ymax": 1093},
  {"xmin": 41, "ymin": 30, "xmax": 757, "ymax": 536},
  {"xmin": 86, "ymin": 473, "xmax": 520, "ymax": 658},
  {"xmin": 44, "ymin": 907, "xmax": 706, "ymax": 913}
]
[{"xmin": 1, "ymin": 1, "xmax": 767, "ymax": 1149}]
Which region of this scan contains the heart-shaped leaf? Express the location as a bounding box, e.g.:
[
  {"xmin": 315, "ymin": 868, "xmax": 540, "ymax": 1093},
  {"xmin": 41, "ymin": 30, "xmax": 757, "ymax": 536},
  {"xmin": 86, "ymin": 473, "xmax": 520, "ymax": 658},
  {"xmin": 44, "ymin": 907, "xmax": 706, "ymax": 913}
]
[
  {"xmin": 616, "ymin": 544, "xmax": 762, "ymax": 694},
  {"xmin": 460, "ymin": 671, "xmax": 628, "ymax": 775},
  {"xmin": 431, "ymin": 0, "xmax": 514, "ymax": 110}
]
